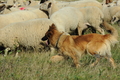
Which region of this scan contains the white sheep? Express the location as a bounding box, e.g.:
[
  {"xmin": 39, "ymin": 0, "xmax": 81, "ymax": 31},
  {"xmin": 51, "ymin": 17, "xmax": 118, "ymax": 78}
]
[
  {"xmin": 102, "ymin": 0, "xmax": 113, "ymax": 5},
  {"xmin": 0, "ymin": 4, "xmax": 5, "ymax": 14},
  {"xmin": 30, "ymin": 8, "xmax": 48, "ymax": 18},
  {"xmin": 39, "ymin": 0, "xmax": 102, "ymax": 17},
  {"xmin": 102, "ymin": 5, "xmax": 120, "ymax": 23},
  {"xmin": 2, "ymin": 5, "xmax": 42, "ymax": 14},
  {"xmin": 0, "ymin": 9, "xmax": 48, "ymax": 29},
  {"xmin": 29, "ymin": 0, "xmax": 39, "ymax": 6},
  {"xmin": 0, "ymin": 18, "xmax": 53, "ymax": 56},
  {"xmin": 107, "ymin": 0, "xmax": 120, "ymax": 6},
  {"xmin": 79, "ymin": 6, "xmax": 105, "ymax": 34},
  {"xmin": 102, "ymin": 5, "xmax": 111, "ymax": 23},
  {"xmin": 2, "ymin": 7, "xmax": 20, "ymax": 14},
  {"xmin": 6, "ymin": 0, "xmax": 14, "ymax": 5},
  {"xmin": 50, "ymin": 7, "xmax": 87, "ymax": 35},
  {"xmin": 111, "ymin": 11, "xmax": 120, "ymax": 25}
]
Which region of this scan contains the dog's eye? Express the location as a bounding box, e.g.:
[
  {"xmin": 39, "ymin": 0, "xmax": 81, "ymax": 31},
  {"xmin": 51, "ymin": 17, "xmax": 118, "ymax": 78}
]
[{"xmin": 47, "ymin": 34, "xmax": 51, "ymax": 38}]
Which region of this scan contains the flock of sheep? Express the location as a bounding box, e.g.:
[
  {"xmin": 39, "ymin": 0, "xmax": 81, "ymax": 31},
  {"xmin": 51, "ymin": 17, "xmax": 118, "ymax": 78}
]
[{"xmin": 0, "ymin": 0, "xmax": 120, "ymax": 57}]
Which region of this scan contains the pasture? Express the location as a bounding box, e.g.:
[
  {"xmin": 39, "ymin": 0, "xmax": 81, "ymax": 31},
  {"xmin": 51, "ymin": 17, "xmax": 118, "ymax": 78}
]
[{"xmin": 0, "ymin": 0, "xmax": 120, "ymax": 80}]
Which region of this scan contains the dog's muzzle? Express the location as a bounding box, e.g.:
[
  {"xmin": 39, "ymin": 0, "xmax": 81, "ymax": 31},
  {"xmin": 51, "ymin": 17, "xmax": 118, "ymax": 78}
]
[
  {"xmin": 41, "ymin": 36, "xmax": 48, "ymax": 41},
  {"xmin": 41, "ymin": 36, "xmax": 50, "ymax": 45}
]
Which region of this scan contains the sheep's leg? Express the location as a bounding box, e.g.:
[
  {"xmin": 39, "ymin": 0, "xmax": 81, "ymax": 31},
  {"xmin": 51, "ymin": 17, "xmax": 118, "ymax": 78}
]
[
  {"xmin": 90, "ymin": 26, "xmax": 96, "ymax": 33},
  {"xmin": 117, "ymin": 21, "xmax": 120, "ymax": 26},
  {"xmin": 15, "ymin": 52, "xmax": 19, "ymax": 58},
  {"xmin": 77, "ymin": 27, "xmax": 87, "ymax": 35},
  {"xmin": 4, "ymin": 48, "xmax": 10, "ymax": 57},
  {"xmin": 77, "ymin": 27, "xmax": 82, "ymax": 35},
  {"xmin": 78, "ymin": 23, "xmax": 88, "ymax": 35},
  {"xmin": 96, "ymin": 27, "xmax": 105, "ymax": 35}
]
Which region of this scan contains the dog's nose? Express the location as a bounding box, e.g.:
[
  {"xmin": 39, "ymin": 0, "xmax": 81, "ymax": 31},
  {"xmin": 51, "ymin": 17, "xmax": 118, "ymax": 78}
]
[{"xmin": 41, "ymin": 36, "xmax": 48, "ymax": 41}]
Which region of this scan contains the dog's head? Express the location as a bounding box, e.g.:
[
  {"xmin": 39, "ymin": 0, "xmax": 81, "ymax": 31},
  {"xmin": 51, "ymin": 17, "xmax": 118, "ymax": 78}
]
[{"xmin": 41, "ymin": 23, "xmax": 57, "ymax": 41}]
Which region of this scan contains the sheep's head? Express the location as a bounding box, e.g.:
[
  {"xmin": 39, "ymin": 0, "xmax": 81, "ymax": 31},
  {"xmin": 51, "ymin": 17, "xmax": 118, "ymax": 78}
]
[
  {"xmin": 0, "ymin": 4, "xmax": 6, "ymax": 13},
  {"xmin": 40, "ymin": 0, "xmax": 49, "ymax": 4},
  {"xmin": 39, "ymin": 0, "xmax": 52, "ymax": 11},
  {"xmin": 111, "ymin": 16, "xmax": 119, "ymax": 24}
]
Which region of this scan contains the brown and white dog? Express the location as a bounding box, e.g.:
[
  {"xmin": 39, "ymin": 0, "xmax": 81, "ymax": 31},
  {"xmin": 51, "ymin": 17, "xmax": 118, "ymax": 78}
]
[{"xmin": 42, "ymin": 21, "xmax": 118, "ymax": 68}]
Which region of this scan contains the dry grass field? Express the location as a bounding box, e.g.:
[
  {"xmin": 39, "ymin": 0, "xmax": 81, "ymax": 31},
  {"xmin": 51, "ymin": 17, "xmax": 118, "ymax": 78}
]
[{"xmin": 0, "ymin": 0, "xmax": 120, "ymax": 80}]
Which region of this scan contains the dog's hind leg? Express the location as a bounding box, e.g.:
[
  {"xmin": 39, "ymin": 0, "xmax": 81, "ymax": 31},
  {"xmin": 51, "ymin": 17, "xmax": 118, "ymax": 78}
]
[
  {"xmin": 105, "ymin": 56, "xmax": 116, "ymax": 69},
  {"xmin": 90, "ymin": 54, "xmax": 101, "ymax": 67},
  {"xmin": 109, "ymin": 57, "xmax": 116, "ymax": 69}
]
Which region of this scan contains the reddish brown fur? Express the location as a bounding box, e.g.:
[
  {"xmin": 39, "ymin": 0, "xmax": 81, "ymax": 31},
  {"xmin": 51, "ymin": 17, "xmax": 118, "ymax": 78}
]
[
  {"xmin": 43, "ymin": 24, "xmax": 118, "ymax": 68},
  {"xmin": 106, "ymin": 0, "xmax": 113, "ymax": 4}
]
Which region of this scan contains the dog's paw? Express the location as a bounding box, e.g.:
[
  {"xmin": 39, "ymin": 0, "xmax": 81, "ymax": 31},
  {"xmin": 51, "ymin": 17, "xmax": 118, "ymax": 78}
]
[
  {"xmin": 89, "ymin": 63, "xmax": 95, "ymax": 68},
  {"xmin": 76, "ymin": 64, "xmax": 81, "ymax": 68}
]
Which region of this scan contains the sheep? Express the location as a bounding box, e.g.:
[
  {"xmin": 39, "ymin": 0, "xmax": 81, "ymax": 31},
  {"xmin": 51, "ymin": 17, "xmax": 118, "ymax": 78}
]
[
  {"xmin": 2, "ymin": 5, "xmax": 41, "ymax": 14},
  {"xmin": 107, "ymin": 0, "xmax": 120, "ymax": 6},
  {"xmin": 111, "ymin": 11, "xmax": 120, "ymax": 25},
  {"xmin": 0, "ymin": 1, "xmax": 5, "ymax": 3},
  {"xmin": 79, "ymin": 6, "xmax": 105, "ymax": 34},
  {"xmin": 116, "ymin": 0, "xmax": 120, "ymax": 6},
  {"xmin": 6, "ymin": 0, "xmax": 14, "ymax": 5},
  {"xmin": 102, "ymin": 6, "xmax": 120, "ymax": 23},
  {"xmin": 0, "ymin": 9, "xmax": 48, "ymax": 29},
  {"xmin": 11, "ymin": 0, "xmax": 25, "ymax": 7},
  {"xmin": 30, "ymin": 8, "xmax": 48, "ymax": 18},
  {"xmin": 0, "ymin": 3, "xmax": 16, "ymax": 14},
  {"xmin": 2, "ymin": 7, "xmax": 20, "ymax": 14},
  {"xmin": 0, "ymin": 18, "xmax": 53, "ymax": 56},
  {"xmin": 29, "ymin": 0, "xmax": 39, "ymax": 7},
  {"xmin": 50, "ymin": 7, "xmax": 87, "ymax": 35},
  {"xmin": 0, "ymin": 4, "xmax": 6, "ymax": 14},
  {"xmin": 102, "ymin": 0, "xmax": 113, "ymax": 5},
  {"xmin": 40, "ymin": 0, "xmax": 48, "ymax": 4},
  {"xmin": 39, "ymin": 0, "xmax": 102, "ymax": 17}
]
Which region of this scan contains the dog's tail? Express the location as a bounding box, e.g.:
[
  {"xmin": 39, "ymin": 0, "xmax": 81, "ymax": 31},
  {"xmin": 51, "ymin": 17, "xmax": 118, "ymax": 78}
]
[
  {"xmin": 102, "ymin": 20, "xmax": 119, "ymax": 47},
  {"xmin": 102, "ymin": 20, "xmax": 118, "ymax": 39}
]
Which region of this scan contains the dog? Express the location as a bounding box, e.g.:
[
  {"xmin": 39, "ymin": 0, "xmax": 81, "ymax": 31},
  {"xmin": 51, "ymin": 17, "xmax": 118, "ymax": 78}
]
[{"xmin": 42, "ymin": 21, "xmax": 118, "ymax": 68}]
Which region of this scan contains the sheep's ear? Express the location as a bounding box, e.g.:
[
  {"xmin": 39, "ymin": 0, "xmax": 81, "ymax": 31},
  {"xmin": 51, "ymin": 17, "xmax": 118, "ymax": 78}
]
[
  {"xmin": 40, "ymin": 0, "xmax": 47, "ymax": 4},
  {"xmin": 112, "ymin": 17, "xmax": 116, "ymax": 21},
  {"xmin": 48, "ymin": 2, "xmax": 52, "ymax": 8},
  {"xmin": 6, "ymin": 5, "xmax": 13, "ymax": 10}
]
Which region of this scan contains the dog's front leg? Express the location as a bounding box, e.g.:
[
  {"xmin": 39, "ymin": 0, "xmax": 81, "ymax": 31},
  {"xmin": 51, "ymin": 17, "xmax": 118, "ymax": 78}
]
[
  {"xmin": 90, "ymin": 54, "xmax": 101, "ymax": 67},
  {"xmin": 71, "ymin": 54, "xmax": 80, "ymax": 68},
  {"xmin": 90, "ymin": 57, "xmax": 101, "ymax": 67}
]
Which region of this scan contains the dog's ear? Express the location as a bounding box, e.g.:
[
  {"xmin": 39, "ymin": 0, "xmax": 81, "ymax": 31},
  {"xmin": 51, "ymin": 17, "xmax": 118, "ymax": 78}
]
[{"xmin": 49, "ymin": 23, "xmax": 56, "ymax": 30}]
